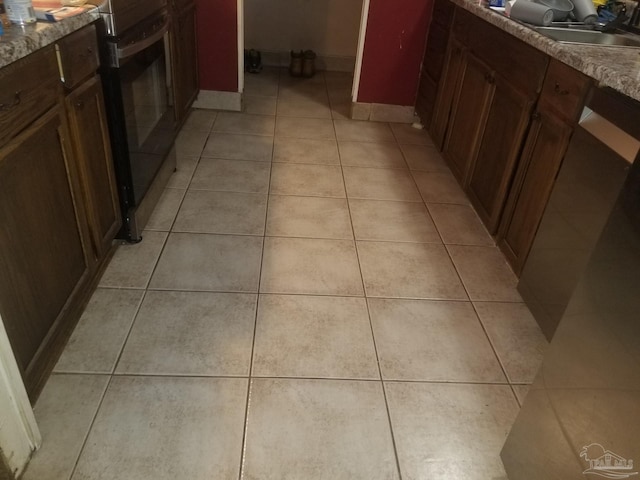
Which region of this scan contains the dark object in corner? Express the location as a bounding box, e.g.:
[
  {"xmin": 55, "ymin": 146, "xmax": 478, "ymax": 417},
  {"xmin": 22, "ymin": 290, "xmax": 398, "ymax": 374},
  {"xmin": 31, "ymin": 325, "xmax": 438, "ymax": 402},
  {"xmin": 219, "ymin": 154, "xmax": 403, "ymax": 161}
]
[
  {"xmin": 289, "ymin": 50, "xmax": 302, "ymax": 77},
  {"xmin": 302, "ymin": 50, "xmax": 316, "ymax": 78},
  {"xmin": 244, "ymin": 49, "xmax": 262, "ymax": 74}
]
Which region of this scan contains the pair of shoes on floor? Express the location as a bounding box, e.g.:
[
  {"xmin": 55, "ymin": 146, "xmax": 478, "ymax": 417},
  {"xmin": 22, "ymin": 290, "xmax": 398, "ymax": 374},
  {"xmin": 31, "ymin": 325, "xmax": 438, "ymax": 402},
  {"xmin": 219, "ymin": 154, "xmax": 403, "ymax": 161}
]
[
  {"xmin": 290, "ymin": 50, "xmax": 316, "ymax": 78},
  {"xmin": 244, "ymin": 49, "xmax": 262, "ymax": 74}
]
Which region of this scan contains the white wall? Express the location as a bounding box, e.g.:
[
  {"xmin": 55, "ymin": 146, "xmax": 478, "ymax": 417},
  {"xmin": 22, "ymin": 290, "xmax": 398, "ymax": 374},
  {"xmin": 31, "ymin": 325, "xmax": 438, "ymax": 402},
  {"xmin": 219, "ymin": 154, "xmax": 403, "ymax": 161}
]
[
  {"xmin": 0, "ymin": 318, "xmax": 40, "ymax": 478},
  {"xmin": 244, "ymin": 0, "xmax": 362, "ymax": 60}
]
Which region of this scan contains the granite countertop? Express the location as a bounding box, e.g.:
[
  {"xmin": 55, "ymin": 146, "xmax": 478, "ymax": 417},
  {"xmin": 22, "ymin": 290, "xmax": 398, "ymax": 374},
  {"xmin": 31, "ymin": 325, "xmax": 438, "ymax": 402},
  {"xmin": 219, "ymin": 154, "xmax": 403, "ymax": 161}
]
[
  {"xmin": 449, "ymin": 0, "xmax": 640, "ymax": 102},
  {"xmin": 0, "ymin": 7, "xmax": 100, "ymax": 69}
]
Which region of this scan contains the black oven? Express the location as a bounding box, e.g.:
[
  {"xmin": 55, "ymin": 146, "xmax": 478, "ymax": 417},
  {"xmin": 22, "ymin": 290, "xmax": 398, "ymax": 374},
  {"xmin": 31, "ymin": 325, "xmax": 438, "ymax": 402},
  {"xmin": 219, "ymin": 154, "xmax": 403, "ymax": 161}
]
[{"xmin": 95, "ymin": 0, "xmax": 177, "ymax": 242}]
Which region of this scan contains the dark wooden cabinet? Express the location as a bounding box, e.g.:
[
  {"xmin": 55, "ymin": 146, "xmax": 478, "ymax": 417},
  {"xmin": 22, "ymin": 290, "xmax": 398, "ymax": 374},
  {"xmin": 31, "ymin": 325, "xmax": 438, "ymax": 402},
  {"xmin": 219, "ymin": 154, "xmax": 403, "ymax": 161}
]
[
  {"xmin": 171, "ymin": 0, "xmax": 199, "ymax": 126},
  {"xmin": 415, "ymin": 0, "xmax": 454, "ymax": 128},
  {"xmin": 65, "ymin": 76, "xmax": 121, "ymax": 260},
  {"xmin": 440, "ymin": 49, "xmax": 494, "ymax": 183},
  {"xmin": 498, "ymin": 60, "xmax": 591, "ymax": 274},
  {"xmin": 0, "ymin": 26, "xmax": 121, "ymax": 401},
  {"xmin": 466, "ymin": 74, "xmax": 536, "ymax": 233}
]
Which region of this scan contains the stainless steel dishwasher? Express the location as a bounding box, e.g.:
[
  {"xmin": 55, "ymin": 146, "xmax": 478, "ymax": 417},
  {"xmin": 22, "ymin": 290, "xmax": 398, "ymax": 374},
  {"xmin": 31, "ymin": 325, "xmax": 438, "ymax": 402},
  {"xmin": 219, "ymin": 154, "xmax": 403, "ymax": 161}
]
[
  {"xmin": 502, "ymin": 87, "xmax": 640, "ymax": 479},
  {"xmin": 517, "ymin": 87, "xmax": 640, "ymax": 340}
]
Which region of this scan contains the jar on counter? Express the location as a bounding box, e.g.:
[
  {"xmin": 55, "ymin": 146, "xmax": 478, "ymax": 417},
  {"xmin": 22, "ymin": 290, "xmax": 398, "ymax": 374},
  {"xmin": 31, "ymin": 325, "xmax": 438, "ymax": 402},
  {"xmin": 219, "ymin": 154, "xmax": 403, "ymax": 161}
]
[{"xmin": 4, "ymin": 0, "xmax": 36, "ymax": 25}]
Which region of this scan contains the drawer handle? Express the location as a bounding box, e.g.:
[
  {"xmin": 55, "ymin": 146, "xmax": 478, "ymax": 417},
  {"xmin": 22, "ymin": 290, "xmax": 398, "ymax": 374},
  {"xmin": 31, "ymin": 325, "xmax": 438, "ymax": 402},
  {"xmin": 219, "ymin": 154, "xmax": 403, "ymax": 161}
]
[
  {"xmin": 0, "ymin": 91, "xmax": 21, "ymax": 111},
  {"xmin": 554, "ymin": 83, "xmax": 570, "ymax": 95}
]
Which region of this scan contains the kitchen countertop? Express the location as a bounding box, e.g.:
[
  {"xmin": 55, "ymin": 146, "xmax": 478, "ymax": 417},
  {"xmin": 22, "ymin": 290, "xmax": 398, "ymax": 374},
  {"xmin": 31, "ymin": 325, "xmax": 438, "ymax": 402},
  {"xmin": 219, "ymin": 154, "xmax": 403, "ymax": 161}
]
[
  {"xmin": 449, "ymin": 0, "xmax": 640, "ymax": 102},
  {"xmin": 0, "ymin": 7, "xmax": 100, "ymax": 69}
]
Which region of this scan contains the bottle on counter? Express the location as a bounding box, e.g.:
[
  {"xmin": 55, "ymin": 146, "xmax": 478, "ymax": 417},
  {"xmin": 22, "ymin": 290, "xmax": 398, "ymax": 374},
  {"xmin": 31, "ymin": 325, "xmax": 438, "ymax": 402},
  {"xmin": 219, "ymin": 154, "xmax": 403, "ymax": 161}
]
[
  {"xmin": 4, "ymin": 0, "xmax": 36, "ymax": 25},
  {"xmin": 0, "ymin": 0, "xmax": 12, "ymax": 29}
]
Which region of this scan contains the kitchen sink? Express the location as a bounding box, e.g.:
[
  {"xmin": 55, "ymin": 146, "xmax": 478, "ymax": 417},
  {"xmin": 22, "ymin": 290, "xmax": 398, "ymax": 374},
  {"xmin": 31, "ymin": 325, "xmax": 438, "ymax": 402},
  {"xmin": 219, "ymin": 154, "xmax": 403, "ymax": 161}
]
[{"xmin": 534, "ymin": 26, "xmax": 640, "ymax": 47}]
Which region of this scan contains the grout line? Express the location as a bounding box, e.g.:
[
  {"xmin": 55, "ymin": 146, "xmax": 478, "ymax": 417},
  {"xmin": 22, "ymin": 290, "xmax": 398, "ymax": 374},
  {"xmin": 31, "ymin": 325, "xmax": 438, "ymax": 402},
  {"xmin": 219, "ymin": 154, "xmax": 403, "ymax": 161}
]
[
  {"xmin": 237, "ymin": 86, "xmax": 279, "ymax": 480},
  {"xmin": 333, "ymin": 112, "xmax": 405, "ymax": 480}
]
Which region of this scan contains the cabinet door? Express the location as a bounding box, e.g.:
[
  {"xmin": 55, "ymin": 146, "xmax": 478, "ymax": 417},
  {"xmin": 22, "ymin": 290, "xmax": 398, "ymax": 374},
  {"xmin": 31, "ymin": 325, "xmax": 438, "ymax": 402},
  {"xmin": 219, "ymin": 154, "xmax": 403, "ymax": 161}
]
[
  {"xmin": 430, "ymin": 39, "xmax": 465, "ymax": 149},
  {"xmin": 498, "ymin": 110, "xmax": 573, "ymax": 274},
  {"xmin": 466, "ymin": 74, "xmax": 535, "ymax": 234},
  {"xmin": 441, "ymin": 51, "xmax": 494, "ymax": 183},
  {"xmin": 172, "ymin": 1, "xmax": 199, "ymax": 125},
  {"xmin": 65, "ymin": 76, "xmax": 122, "ymax": 260},
  {"xmin": 0, "ymin": 107, "xmax": 91, "ymax": 393}
]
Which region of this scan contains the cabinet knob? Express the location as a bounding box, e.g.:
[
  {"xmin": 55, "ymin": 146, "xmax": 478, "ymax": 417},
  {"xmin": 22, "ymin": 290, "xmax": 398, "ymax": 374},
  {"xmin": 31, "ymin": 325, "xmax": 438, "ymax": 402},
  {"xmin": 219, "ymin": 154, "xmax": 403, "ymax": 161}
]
[
  {"xmin": 0, "ymin": 91, "xmax": 21, "ymax": 111},
  {"xmin": 532, "ymin": 111, "xmax": 541, "ymax": 120},
  {"xmin": 485, "ymin": 72, "xmax": 496, "ymax": 85},
  {"xmin": 554, "ymin": 83, "xmax": 570, "ymax": 95},
  {"xmin": 75, "ymin": 100, "xmax": 84, "ymax": 109}
]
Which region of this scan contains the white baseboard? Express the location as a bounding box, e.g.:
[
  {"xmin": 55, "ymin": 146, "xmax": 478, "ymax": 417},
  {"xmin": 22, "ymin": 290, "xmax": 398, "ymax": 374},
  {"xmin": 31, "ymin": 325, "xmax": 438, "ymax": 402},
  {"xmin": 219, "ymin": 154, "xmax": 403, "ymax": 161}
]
[
  {"xmin": 351, "ymin": 102, "xmax": 417, "ymax": 123},
  {"xmin": 193, "ymin": 90, "xmax": 242, "ymax": 111}
]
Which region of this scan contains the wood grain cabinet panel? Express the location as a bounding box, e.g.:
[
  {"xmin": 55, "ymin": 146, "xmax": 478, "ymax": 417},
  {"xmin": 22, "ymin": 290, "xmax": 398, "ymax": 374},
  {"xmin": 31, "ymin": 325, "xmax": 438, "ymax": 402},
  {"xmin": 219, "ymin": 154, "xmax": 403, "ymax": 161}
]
[{"xmin": 170, "ymin": 0, "xmax": 199, "ymax": 126}]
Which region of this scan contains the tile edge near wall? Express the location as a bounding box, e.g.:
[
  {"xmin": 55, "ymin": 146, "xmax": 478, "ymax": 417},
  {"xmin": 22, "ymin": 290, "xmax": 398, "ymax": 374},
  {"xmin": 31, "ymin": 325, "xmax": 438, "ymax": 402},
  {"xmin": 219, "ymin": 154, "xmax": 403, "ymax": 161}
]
[
  {"xmin": 193, "ymin": 90, "xmax": 243, "ymax": 112},
  {"xmin": 351, "ymin": 103, "xmax": 417, "ymax": 124}
]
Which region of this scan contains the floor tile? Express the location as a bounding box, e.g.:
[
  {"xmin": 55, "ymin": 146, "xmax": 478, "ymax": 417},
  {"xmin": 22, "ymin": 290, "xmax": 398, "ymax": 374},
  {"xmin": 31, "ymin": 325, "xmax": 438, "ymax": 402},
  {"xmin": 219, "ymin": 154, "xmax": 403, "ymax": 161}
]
[
  {"xmin": 261, "ymin": 237, "xmax": 363, "ymax": 296},
  {"xmin": 324, "ymin": 71, "xmax": 353, "ymax": 89},
  {"xmin": 99, "ymin": 231, "xmax": 168, "ymax": 289},
  {"xmin": 330, "ymin": 100, "xmax": 351, "ymax": 120},
  {"xmin": 116, "ymin": 291, "xmax": 256, "ymax": 376},
  {"xmin": 252, "ymin": 295, "xmax": 378, "ymax": 379},
  {"xmin": 266, "ymin": 195, "xmax": 352, "ymax": 239},
  {"xmin": 343, "ymin": 166, "xmax": 422, "ymax": 202},
  {"xmin": 338, "ymin": 141, "xmax": 406, "ymax": 169},
  {"xmin": 357, "ymin": 241, "xmax": 467, "ymax": 300},
  {"xmin": 273, "ymin": 137, "xmax": 339, "ymax": 165},
  {"xmin": 201, "ymin": 133, "xmax": 274, "ymax": 162},
  {"xmin": 413, "ymin": 171, "xmax": 469, "ymax": 204},
  {"xmin": 385, "ymin": 382, "xmax": 518, "ymax": 480},
  {"xmin": 167, "ymin": 155, "xmax": 198, "ymax": 189},
  {"xmin": 174, "ymin": 129, "xmax": 209, "ymax": 157},
  {"xmin": 512, "ymin": 385, "xmax": 531, "ymax": 406},
  {"xmin": 428, "ymin": 203, "xmax": 494, "ymax": 246},
  {"xmin": 145, "ymin": 188, "xmax": 185, "ymax": 231},
  {"xmin": 23, "ymin": 375, "xmax": 109, "ymax": 480},
  {"xmin": 244, "ymin": 95, "xmax": 277, "ymax": 116},
  {"xmin": 270, "ymin": 163, "xmax": 345, "ymax": 197},
  {"xmin": 275, "ymin": 116, "xmax": 335, "ymax": 139},
  {"xmin": 399, "ymin": 144, "xmax": 449, "ymax": 172},
  {"xmin": 448, "ymin": 245, "xmax": 522, "ymax": 302},
  {"xmin": 334, "ymin": 119, "xmax": 395, "ymax": 142},
  {"xmin": 243, "ymin": 378, "xmax": 399, "ymax": 480},
  {"xmin": 181, "ymin": 109, "xmax": 217, "ymax": 132},
  {"xmin": 390, "ymin": 123, "xmax": 434, "ymax": 145},
  {"xmin": 72, "ymin": 377, "xmax": 247, "ymax": 480},
  {"xmin": 474, "ymin": 302, "xmax": 548, "ymax": 383},
  {"xmin": 190, "ymin": 159, "xmax": 271, "ymax": 194},
  {"xmin": 173, "ymin": 190, "xmax": 267, "ymax": 235},
  {"xmin": 349, "ymin": 199, "xmax": 440, "ymax": 243},
  {"xmin": 212, "ymin": 112, "xmax": 275, "ymax": 136},
  {"xmin": 277, "ymin": 97, "xmax": 332, "ymax": 118},
  {"xmin": 368, "ymin": 299, "xmax": 504, "ymax": 382},
  {"xmin": 54, "ymin": 289, "xmax": 143, "ymax": 374},
  {"xmin": 244, "ymin": 70, "xmax": 279, "ymax": 96},
  {"xmin": 150, "ymin": 233, "xmax": 263, "ymax": 292}
]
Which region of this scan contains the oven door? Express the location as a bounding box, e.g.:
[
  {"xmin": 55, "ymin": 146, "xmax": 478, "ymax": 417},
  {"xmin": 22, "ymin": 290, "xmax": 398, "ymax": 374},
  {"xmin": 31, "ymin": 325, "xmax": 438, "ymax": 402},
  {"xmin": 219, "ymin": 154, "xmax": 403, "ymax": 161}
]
[{"xmin": 103, "ymin": 14, "xmax": 175, "ymax": 212}]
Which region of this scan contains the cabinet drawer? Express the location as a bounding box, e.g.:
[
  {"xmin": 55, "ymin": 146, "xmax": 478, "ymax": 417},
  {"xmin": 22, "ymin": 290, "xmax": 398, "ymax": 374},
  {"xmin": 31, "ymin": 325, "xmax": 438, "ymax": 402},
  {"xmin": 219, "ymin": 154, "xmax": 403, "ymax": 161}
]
[
  {"xmin": 432, "ymin": 0, "xmax": 455, "ymax": 27},
  {"xmin": 0, "ymin": 47, "xmax": 60, "ymax": 148},
  {"xmin": 423, "ymin": 22, "xmax": 449, "ymax": 82},
  {"xmin": 539, "ymin": 59, "xmax": 591, "ymax": 124},
  {"xmin": 57, "ymin": 24, "xmax": 100, "ymax": 89}
]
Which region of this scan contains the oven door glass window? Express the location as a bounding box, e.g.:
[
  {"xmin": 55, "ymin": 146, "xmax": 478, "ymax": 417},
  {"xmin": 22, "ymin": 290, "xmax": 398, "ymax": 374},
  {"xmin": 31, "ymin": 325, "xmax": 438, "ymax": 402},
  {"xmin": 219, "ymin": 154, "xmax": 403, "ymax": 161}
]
[{"xmin": 119, "ymin": 36, "xmax": 174, "ymax": 204}]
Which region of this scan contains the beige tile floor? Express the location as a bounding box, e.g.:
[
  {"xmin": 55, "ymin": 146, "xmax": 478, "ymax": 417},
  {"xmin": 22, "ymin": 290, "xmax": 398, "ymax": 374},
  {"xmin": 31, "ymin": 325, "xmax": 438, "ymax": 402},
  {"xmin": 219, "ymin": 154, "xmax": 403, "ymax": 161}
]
[{"xmin": 24, "ymin": 68, "xmax": 548, "ymax": 480}]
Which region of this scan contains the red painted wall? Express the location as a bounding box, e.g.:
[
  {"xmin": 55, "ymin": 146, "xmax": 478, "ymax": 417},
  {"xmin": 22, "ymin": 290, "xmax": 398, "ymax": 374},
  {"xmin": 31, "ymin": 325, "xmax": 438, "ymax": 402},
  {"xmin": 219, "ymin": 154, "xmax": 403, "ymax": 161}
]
[
  {"xmin": 357, "ymin": 0, "xmax": 432, "ymax": 106},
  {"xmin": 196, "ymin": 0, "xmax": 238, "ymax": 92}
]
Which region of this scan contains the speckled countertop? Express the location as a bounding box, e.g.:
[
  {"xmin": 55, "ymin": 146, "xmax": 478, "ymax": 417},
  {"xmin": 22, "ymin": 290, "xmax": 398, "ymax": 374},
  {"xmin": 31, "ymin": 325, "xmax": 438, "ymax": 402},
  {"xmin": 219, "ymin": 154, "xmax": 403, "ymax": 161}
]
[
  {"xmin": 0, "ymin": 7, "xmax": 100, "ymax": 69},
  {"xmin": 450, "ymin": 0, "xmax": 640, "ymax": 102}
]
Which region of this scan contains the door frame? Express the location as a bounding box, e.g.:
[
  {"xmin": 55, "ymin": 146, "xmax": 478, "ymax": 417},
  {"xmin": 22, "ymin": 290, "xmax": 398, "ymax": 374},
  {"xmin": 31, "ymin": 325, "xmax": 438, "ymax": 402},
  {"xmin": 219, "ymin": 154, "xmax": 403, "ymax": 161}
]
[{"xmin": 0, "ymin": 317, "xmax": 40, "ymax": 478}]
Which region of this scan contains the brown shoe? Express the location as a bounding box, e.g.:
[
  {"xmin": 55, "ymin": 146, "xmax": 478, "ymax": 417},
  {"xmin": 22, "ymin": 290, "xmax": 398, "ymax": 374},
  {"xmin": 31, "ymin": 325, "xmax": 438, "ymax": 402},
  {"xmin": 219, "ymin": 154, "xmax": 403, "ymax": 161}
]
[
  {"xmin": 302, "ymin": 50, "xmax": 316, "ymax": 78},
  {"xmin": 289, "ymin": 50, "xmax": 303, "ymax": 77}
]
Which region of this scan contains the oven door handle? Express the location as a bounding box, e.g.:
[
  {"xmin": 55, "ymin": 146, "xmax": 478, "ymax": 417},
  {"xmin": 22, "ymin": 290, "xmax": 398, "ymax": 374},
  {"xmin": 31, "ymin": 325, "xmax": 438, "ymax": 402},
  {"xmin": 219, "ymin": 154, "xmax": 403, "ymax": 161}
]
[{"xmin": 117, "ymin": 18, "xmax": 170, "ymax": 60}]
